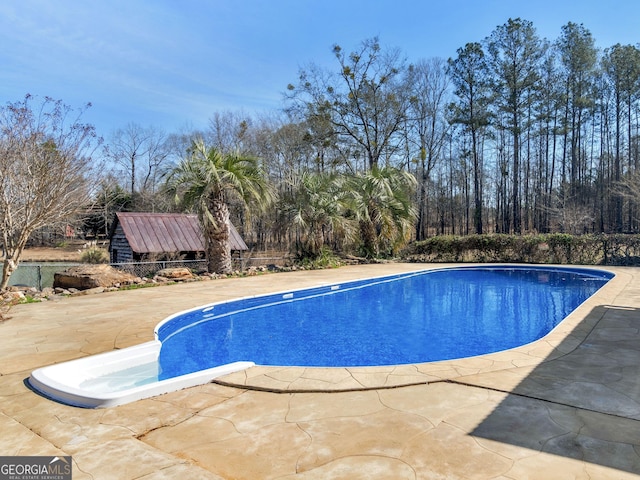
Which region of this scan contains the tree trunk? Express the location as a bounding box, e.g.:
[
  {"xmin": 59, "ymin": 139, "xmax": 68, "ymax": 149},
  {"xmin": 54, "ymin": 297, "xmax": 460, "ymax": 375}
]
[
  {"xmin": 0, "ymin": 236, "xmax": 28, "ymax": 291},
  {"xmin": 416, "ymin": 168, "xmax": 429, "ymax": 240},
  {"xmin": 512, "ymin": 112, "xmax": 521, "ymax": 234},
  {"xmin": 471, "ymin": 127, "xmax": 483, "ymax": 234},
  {"xmin": 206, "ymin": 196, "xmax": 232, "ymax": 274},
  {"xmin": 359, "ymin": 219, "xmax": 378, "ymax": 258},
  {"xmin": 0, "ymin": 258, "xmax": 16, "ymax": 291}
]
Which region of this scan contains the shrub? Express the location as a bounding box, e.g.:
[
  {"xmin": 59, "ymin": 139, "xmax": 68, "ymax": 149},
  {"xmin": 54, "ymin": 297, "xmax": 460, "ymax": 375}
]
[
  {"xmin": 404, "ymin": 233, "xmax": 640, "ymax": 266},
  {"xmin": 299, "ymin": 247, "xmax": 342, "ymax": 269},
  {"xmin": 81, "ymin": 247, "xmax": 109, "ymax": 264}
]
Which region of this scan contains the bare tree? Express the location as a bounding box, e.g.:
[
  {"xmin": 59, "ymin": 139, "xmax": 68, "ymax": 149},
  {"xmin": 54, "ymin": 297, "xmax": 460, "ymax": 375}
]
[
  {"xmin": 0, "ymin": 95, "xmax": 101, "ymax": 289},
  {"xmin": 207, "ymin": 110, "xmax": 252, "ymax": 154},
  {"xmin": 486, "ymin": 18, "xmax": 545, "ymax": 233},
  {"xmin": 406, "ymin": 58, "xmax": 451, "ymax": 239},
  {"xmin": 602, "ymin": 43, "xmax": 640, "ymax": 231},
  {"xmin": 448, "ymin": 44, "xmax": 491, "ymax": 235},
  {"xmin": 106, "ymin": 123, "xmax": 170, "ymax": 211},
  {"xmin": 287, "ymin": 37, "xmax": 410, "ymax": 170}
]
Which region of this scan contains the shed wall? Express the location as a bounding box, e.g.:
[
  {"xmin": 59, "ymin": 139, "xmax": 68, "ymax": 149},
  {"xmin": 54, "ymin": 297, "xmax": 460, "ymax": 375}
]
[{"xmin": 110, "ymin": 224, "xmax": 134, "ymax": 263}]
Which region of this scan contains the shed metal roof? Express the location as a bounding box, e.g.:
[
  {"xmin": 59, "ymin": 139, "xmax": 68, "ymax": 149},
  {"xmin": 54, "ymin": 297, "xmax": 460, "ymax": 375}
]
[{"xmin": 114, "ymin": 212, "xmax": 248, "ymax": 253}]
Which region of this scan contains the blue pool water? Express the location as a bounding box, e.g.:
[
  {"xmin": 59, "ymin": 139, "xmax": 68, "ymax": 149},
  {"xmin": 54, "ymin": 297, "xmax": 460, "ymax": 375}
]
[{"xmin": 156, "ymin": 266, "xmax": 612, "ymax": 380}]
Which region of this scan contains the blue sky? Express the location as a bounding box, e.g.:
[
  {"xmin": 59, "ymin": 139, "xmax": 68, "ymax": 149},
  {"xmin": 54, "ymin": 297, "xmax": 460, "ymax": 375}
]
[{"xmin": 1, "ymin": 0, "xmax": 639, "ymax": 137}]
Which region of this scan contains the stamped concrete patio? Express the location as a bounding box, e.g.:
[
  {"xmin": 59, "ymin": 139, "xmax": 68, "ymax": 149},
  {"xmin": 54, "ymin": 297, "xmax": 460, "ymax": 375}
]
[{"xmin": 1, "ymin": 263, "xmax": 639, "ymax": 479}]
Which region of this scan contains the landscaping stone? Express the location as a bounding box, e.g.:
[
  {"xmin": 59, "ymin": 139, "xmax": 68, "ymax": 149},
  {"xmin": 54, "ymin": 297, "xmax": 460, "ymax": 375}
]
[
  {"xmin": 2, "ymin": 262, "xmax": 329, "ymax": 308},
  {"xmin": 53, "ymin": 264, "xmax": 138, "ymax": 290},
  {"xmin": 155, "ymin": 267, "xmax": 194, "ymax": 280},
  {"xmin": 70, "ymin": 286, "xmax": 106, "ymax": 296}
]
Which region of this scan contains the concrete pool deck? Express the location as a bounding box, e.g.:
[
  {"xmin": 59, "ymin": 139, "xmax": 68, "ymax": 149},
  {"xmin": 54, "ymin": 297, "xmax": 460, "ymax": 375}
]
[{"xmin": 1, "ymin": 263, "xmax": 639, "ymax": 479}]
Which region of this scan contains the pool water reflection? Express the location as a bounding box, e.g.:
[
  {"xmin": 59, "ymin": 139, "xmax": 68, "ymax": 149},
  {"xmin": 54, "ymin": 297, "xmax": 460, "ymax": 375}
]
[{"xmin": 157, "ymin": 266, "xmax": 612, "ymax": 379}]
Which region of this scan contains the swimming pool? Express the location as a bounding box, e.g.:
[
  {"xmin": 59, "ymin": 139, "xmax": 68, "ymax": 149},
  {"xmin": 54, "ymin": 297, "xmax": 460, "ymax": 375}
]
[
  {"xmin": 30, "ymin": 265, "xmax": 612, "ymax": 407},
  {"xmin": 156, "ymin": 265, "xmax": 612, "ymax": 378}
]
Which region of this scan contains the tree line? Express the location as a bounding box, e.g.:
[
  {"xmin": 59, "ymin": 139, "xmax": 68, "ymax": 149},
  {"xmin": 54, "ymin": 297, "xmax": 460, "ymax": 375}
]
[
  {"xmin": 95, "ymin": 18, "xmax": 640, "ymax": 246},
  {"xmin": 3, "ymin": 17, "xmax": 640, "ymax": 286},
  {"xmin": 282, "ymin": 19, "xmax": 640, "ymax": 240}
]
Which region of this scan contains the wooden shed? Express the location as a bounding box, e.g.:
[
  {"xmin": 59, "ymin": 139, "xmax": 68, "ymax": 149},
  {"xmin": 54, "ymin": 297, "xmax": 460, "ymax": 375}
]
[{"xmin": 109, "ymin": 212, "xmax": 248, "ymax": 263}]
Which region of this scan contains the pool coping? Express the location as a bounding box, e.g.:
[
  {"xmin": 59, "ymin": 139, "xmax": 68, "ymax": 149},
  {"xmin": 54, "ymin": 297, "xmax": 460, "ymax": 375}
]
[{"xmin": 213, "ymin": 264, "xmax": 625, "ymax": 393}]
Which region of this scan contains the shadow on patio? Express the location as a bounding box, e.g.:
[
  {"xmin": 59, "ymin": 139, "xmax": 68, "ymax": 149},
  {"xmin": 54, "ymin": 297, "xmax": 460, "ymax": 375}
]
[{"xmin": 465, "ymin": 304, "xmax": 640, "ymax": 475}]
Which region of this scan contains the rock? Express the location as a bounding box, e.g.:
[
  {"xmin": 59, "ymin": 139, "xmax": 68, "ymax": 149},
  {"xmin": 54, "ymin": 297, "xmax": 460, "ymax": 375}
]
[
  {"xmin": 8, "ymin": 285, "xmax": 38, "ymax": 294},
  {"xmin": 70, "ymin": 286, "xmax": 105, "ymax": 296},
  {"xmin": 155, "ymin": 267, "xmax": 194, "ymax": 280},
  {"xmin": 41, "ymin": 287, "xmax": 55, "ymax": 297},
  {"xmin": 53, "ymin": 264, "xmax": 138, "ymax": 290},
  {"xmin": 3, "ymin": 291, "xmax": 25, "ymax": 302}
]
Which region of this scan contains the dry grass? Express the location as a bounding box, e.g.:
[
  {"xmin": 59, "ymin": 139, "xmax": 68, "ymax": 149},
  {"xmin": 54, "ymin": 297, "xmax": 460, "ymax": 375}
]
[
  {"xmin": 17, "ymin": 240, "xmax": 108, "ymax": 262},
  {"xmin": 20, "ymin": 246, "xmax": 83, "ymax": 262}
]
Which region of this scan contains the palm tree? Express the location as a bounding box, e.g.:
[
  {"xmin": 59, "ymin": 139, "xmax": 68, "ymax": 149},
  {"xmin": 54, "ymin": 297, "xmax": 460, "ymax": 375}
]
[
  {"xmin": 166, "ymin": 139, "xmax": 274, "ymax": 274},
  {"xmin": 282, "ymin": 170, "xmax": 354, "ymax": 258},
  {"xmin": 347, "ymin": 166, "xmax": 417, "ymax": 257}
]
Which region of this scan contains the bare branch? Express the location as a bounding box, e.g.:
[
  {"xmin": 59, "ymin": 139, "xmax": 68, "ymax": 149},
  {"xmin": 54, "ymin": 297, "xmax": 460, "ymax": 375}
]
[{"xmin": 0, "ymin": 95, "xmax": 101, "ymax": 289}]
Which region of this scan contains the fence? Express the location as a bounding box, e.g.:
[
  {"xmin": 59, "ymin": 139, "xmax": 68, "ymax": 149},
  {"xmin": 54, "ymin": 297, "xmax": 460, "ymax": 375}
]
[
  {"xmin": 5, "ymin": 262, "xmax": 81, "ymax": 290},
  {"xmin": 5, "ymin": 254, "xmax": 291, "ymax": 290},
  {"xmin": 112, "ymin": 259, "xmax": 209, "ymax": 278},
  {"xmin": 112, "ymin": 255, "xmax": 290, "ymax": 278},
  {"xmin": 240, "ymin": 254, "xmax": 291, "ymax": 269}
]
